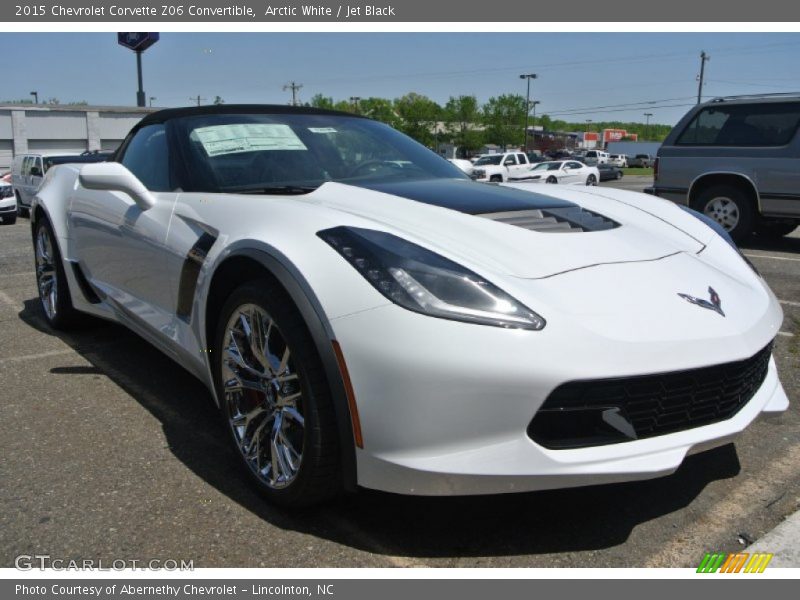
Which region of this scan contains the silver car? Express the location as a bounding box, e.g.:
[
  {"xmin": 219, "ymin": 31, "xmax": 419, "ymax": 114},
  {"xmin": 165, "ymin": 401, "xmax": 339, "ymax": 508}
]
[{"xmin": 647, "ymin": 93, "xmax": 800, "ymax": 242}]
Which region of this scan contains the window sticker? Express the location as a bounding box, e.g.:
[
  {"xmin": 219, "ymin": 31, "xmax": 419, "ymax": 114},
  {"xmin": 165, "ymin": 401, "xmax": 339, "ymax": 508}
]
[
  {"xmin": 308, "ymin": 127, "xmax": 338, "ymax": 134},
  {"xmin": 192, "ymin": 124, "xmax": 307, "ymax": 156}
]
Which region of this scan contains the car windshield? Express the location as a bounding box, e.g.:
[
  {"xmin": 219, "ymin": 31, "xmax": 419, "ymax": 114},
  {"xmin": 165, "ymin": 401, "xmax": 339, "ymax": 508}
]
[
  {"xmin": 473, "ymin": 155, "xmax": 503, "ymax": 166},
  {"xmin": 171, "ymin": 112, "xmax": 466, "ymax": 193},
  {"xmin": 530, "ymin": 162, "xmax": 562, "ymax": 171}
]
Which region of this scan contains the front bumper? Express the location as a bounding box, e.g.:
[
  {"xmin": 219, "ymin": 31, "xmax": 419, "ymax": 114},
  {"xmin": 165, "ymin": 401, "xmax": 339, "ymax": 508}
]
[{"xmin": 330, "ymin": 263, "xmax": 786, "ymax": 496}]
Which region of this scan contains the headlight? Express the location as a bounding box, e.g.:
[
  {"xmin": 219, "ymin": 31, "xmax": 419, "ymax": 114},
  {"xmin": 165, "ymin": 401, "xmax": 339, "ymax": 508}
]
[{"xmin": 318, "ymin": 226, "xmax": 546, "ymax": 331}]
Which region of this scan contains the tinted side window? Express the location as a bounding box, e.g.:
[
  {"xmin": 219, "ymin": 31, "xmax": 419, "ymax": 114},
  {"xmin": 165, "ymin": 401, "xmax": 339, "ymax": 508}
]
[
  {"xmin": 677, "ymin": 102, "xmax": 800, "ymax": 146},
  {"xmin": 120, "ymin": 124, "xmax": 172, "ymax": 191},
  {"xmin": 517, "ymin": 153, "xmax": 527, "ymax": 164},
  {"xmin": 504, "ymin": 155, "xmax": 517, "ymax": 165}
]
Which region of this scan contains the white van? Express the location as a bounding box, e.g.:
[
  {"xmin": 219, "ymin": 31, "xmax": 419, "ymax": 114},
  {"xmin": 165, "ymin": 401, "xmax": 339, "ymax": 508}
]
[{"xmin": 11, "ymin": 152, "xmax": 112, "ymax": 216}]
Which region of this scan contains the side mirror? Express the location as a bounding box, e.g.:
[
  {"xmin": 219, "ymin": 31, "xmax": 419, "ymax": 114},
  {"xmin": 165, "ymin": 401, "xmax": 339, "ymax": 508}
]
[{"xmin": 79, "ymin": 162, "xmax": 155, "ymax": 211}]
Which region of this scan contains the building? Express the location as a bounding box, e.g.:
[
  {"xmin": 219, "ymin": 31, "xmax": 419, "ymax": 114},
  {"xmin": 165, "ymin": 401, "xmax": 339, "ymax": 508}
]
[{"xmin": 0, "ymin": 104, "xmax": 155, "ymax": 170}]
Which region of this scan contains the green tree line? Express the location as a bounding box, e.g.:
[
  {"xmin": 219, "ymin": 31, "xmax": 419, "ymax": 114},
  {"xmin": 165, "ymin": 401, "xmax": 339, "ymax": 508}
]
[{"xmin": 308, "ymin": 92, "xmax": 671, "ymax": 151}]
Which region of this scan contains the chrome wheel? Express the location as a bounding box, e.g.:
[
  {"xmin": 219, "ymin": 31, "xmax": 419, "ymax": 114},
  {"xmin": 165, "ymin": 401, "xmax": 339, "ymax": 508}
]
[
  {"xmin": 704, "ymin": 196, "xmax": 740, "ymax": 231},
  {"xmin": 221, "ymin": 304, "xmax": 305, "ymax": 489},
  {"xmin": 35, "ymin": 226, "xmax": 58, "ymax": 320}
]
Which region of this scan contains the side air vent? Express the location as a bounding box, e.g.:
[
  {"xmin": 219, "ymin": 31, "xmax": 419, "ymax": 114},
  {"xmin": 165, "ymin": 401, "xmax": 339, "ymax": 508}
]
[{"xmin": 480, "ymin": 207, "xmax": 619, "ymax": 233}]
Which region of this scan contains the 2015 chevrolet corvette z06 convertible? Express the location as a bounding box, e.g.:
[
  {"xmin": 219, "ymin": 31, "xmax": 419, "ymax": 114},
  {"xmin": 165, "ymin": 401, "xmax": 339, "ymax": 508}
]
[{"xmin": 30, "ymin": 105, "xmax": 788, "ymax": 506}]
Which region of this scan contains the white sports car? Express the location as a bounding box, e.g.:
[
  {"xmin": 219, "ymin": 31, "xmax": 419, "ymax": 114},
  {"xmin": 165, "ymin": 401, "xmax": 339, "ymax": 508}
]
[
  {"xmin": 30, "ymin": 105, "xmax": 788, "ymax": 506},
  {"xmin": 509, "ymin": 160, "xmax": 600, "ymax": 186}
]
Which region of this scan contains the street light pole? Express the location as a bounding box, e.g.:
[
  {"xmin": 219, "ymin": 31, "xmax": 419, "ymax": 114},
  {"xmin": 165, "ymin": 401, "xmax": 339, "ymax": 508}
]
[
  {"xmin": 519, "ymin": 73, "xmax": 537, "ymax": 151},
  {"xmin": 149, "ymin": 97, "xmax": 156, "ymax": 107},
  {"xmin": 30, "ymin": 91, "xmax": 38, "ymax": 104},
  {"xmin": 135, "ymin": 50, "xmax": 145, "ymax": 107},
  {"xmin": 644, "ymin": 112, "xmax": 653, "ymax": 140}
]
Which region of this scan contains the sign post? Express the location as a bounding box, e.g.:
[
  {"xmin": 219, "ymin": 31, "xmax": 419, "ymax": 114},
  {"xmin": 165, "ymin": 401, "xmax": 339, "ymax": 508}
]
[{"xmin": 117, "ymin": 33, "xmax": 160, "ymax": 107}]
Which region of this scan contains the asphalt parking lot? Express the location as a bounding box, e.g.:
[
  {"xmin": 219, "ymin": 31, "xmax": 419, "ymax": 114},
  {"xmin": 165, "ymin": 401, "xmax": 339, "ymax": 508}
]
[{"xmin": 0, "ymin": 190, "xmax": 798, "ymax": 568}]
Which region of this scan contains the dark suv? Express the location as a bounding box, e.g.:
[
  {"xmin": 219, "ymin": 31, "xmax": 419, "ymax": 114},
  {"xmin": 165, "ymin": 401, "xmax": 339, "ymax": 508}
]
[{"xmin": 646, "ymin": 94, "xmax": 800, "ymax": 242}]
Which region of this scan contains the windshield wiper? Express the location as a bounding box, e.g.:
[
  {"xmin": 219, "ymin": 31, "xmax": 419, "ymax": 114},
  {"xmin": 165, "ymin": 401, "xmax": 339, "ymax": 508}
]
[{"xmin": 235, "ymin": 185, "xmax": 319, "ymax": 195}]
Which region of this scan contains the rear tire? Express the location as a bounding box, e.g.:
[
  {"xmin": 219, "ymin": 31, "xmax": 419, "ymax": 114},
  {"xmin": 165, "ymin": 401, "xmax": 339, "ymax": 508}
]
[
  {"xmin": 1, "ymin": 213, "xmax": 16, "ymax": 225},
  {"xmin": 754, "ymin": 220, "xmax": 797, "ymax": 238},
  {"xmin": 616, "ymin": 171, "xmax": 623, "ymax": 180},
  {"xmin": 546, "ymin": 176, "xmax": 558, "ymax": 184},
  {"xmin": 33, "ymin": 218, "xmax": 81, "ymax": 329},
  {"xmin": 212, "ymin": 280, "xmax": 342, "ymax": 508},
  {"xmin": 692, "ymin": 185, "xmax": 755, "ymax": 243},
  {"xmin": 15, "ymin": 192, "xmax": 28, "ymax": 218}
]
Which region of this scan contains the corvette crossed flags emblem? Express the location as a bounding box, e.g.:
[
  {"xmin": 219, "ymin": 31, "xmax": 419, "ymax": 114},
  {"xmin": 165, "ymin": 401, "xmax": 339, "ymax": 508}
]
[{"xmin": 678, "ymin": 286, "xmax": 725, "ymax": 317}]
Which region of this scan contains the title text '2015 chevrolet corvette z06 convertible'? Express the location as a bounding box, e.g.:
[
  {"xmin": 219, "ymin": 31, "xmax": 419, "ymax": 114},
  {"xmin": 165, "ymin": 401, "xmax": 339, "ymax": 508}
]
[{"xmin": 30, "ymin": 105, "xmax": 788, "ymax": 506}]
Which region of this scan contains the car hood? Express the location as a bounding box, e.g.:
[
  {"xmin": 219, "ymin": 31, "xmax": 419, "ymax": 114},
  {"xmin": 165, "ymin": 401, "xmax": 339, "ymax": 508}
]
[{"xmin": 303, "ymin": 179, "xmax": 710, "ymax": 280}]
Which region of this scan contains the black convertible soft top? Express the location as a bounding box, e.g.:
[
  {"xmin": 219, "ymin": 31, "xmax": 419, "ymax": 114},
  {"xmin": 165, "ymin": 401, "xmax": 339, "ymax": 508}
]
[{"xmin": 136, "ymin": 104, "xmax": 368, "ymax": 128}]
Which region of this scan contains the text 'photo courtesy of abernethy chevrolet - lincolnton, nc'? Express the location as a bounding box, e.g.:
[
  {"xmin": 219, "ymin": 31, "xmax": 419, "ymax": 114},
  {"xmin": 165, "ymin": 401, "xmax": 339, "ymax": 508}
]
[{"xmin": 29, "ymin": 104, "xmax": 788, "ymax": 507}]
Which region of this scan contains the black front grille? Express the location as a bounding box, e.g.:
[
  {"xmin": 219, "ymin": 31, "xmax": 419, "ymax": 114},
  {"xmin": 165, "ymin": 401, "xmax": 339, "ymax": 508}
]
[{"xmin": 528, "ymin": 342, "xmax": 773, "ymax": 449}]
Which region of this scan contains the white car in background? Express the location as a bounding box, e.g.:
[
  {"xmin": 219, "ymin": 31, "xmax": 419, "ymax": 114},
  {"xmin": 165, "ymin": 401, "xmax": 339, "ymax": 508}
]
[
  {"xmin": 509, "ymin": 160, "xmax": 600, "ymax": 186},
  {"xmin": 447, "ymin": 158, "xmax": 475, "ymax": 174},
  {"xmin": 609, "ymin": 154, "xmax": 629, "ymax": 168},
  {"xmin": 0, "ymin": 181, "xmax": 16, "ymax": 225},
  {"xmin": 470, "ymin": 152, "xmax": 532, "ymax": 182},
  {"xmin": 29, "ymin": 105, "xmax": 788, "ymax": 506}
]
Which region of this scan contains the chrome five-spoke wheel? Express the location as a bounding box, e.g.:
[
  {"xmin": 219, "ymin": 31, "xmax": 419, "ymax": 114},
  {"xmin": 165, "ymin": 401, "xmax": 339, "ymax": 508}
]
[
  {"xmin": 35, "ymin": 224, "xmax": 58, "ymax": 321},
  {"xmin": 221, "ymin": 303, "xmax": 305, "ymax": 490}
]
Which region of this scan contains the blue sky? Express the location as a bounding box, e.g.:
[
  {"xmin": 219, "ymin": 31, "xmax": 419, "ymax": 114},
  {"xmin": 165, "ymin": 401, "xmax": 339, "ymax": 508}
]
[{"xmin": 3, "ymin": 32, "xmax": 799, "ymax": 125}]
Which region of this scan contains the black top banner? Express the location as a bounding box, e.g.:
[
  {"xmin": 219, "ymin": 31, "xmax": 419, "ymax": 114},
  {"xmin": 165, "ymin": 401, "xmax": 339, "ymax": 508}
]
[{"xmin": 4, "ymin": 0, "xmax": 800, "ymax": 22}]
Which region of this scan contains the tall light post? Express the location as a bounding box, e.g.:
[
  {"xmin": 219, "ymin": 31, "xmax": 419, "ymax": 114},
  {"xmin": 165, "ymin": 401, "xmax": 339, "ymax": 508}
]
[
  {"xmin": 519, "ymin": 73, "xmax": 537, "ymax": 150},
  {"xmin": 644, "ymin": 112, "xmax": 653, "ymax": 140},
  {"xmin": 30, "ymin": 91, "xmax": 38, "ymax": 104},
  {"xmin": 529, "ymin": 100, "xmax": 541, "ymax": 150},
  {"xmin": 349, "ymin": 96, "xmax": 361, "ymax": 113},
  {"xmin": 149, "ymin": 96, "xmax": 156, "ymax": 107}
]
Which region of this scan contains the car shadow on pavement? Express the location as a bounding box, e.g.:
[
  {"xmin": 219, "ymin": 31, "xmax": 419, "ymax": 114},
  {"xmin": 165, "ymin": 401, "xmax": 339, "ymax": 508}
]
[
  {"xmin": 19, "ymin": 298, "xmax": 742, "ymax": 561},
  {"xmin": 740, "ymin": 233, "xmax": 800, "ymax": 254}
]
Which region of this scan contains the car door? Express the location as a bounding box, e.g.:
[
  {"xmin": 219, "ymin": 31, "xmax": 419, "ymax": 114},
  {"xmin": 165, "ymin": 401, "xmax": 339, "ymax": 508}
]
[
  {"xmin": 29, "ymin": 156, "xmax": 44, "ymax": 196},
  {"xmin": 502, "ymin": 154, "xmax": 518, "ymax": 179},
  {"xmin": 563, "ymin": 161, "xmax": 584, "ymax": 183},
  {"xmin": 17, "ymin": 156, "xmax": 33, "ymax": 205},
  {"xmin": 69, "ymin": 123, "xmax": 182, "ymax": 346}
]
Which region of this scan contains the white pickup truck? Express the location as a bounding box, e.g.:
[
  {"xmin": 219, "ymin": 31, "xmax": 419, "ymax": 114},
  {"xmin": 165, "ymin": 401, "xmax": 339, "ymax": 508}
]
[{"xmin": 470, "ymin": 152, "xmax": 531, "ymax": 182}]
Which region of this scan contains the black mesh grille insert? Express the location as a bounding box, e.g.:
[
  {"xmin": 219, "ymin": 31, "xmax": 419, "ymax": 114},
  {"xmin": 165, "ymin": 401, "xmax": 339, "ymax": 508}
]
[{"xmin": 528, "ymin": 342, "xmax": 773, "ymax": 449}]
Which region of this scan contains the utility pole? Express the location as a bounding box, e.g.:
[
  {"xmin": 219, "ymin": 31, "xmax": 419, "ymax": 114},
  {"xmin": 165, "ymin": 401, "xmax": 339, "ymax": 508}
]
[
  {"xmin": 283, "ymin": 81, "xmax": 303, "ymax": 106},
  {"xmin": 190, "ymin": 95, "xmax": 206, "ymax": 106},
  {"xmin": 644, "ymin": 112, "xmax": 653, "ymax": 140},
  {"xmin": 519, "ymin": 74, "xmax": 537, "ymax": 151},
  {"xmin": 697, "ymin": 51, "xmax": 709, "ymax": 104}
]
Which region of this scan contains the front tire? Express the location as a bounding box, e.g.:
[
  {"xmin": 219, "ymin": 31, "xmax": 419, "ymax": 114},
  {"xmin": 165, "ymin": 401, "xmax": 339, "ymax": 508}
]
[
  {"xmin": 212, "ymin": 281, "xmax": 342, "ymax": 507},
  {"xmin": 1, "ymin": 213, "xmax": 16, "ymax": 225},
  {"xmin": 546, "ymin": 176, "xmax": 558, "ymax": 184},
  {"xmin": 33, "ymin": 219, "xmax": 80, "ymax": 329},
  {"xmin": 15, "ymin": 192, "xmax": 28, "ymax": 218},
  {"xmin": 586, "ymin": 174, "xmax": 597, "ymax": 186},
  {"xmin": 692, "ymin": 185, "xmax": 755, "ymax": 243},
  {"xmin": 489, "ymin": 174, "xmax": 503, "ymax": 183}
]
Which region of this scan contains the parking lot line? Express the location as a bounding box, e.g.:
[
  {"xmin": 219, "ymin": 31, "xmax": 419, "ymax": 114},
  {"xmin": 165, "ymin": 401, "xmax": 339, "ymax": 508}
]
[
  {"xmin": 777, "ymin": 331, "xmax": 795, "ymax": 338},
  {"xmin": 779, "ymin": 299, "xmax": 800, "ymax": 307},
  {"xmin": 743, "ymin": 253, "xmax": 800, "ymax": 263}
]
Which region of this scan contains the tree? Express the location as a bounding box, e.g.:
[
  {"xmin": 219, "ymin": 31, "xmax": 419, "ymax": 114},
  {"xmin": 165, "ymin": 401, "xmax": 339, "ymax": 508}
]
[
  {"xmin": 443, "ymin": 95, "xmax": 483, "ymax": 154},
  {"xmin": 309, "ymin": 93, "xmax": 335, "ymax": 110},
  {"xmin": 358, "ymin": 97, "xmax": 398, "ymax": 127},
  {"xmin": 393, "ymin": 93, "xmax": 442, "ymax": 147},
  {"xmin": 213, "ymin": 96, "xmax": 224, "ymax": 105},
  {"xmin": 482, "ymin": 94, "xmax": 526, "ymax": 150}
]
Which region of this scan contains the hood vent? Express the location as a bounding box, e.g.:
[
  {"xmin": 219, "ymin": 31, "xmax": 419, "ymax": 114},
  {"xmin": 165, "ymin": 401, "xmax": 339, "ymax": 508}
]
[{"xmin": 480, "ymin": 207, "xmax": 619, "ymax": 233}]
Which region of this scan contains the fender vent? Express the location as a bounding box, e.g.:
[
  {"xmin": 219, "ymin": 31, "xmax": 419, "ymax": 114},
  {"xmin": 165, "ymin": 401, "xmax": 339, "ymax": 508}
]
[{"xmin": 480, "ymin": 207, "xmax": 619, "ymax": 232}]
